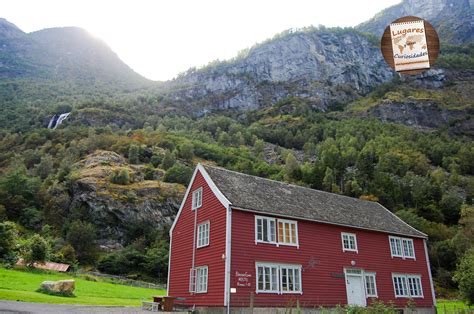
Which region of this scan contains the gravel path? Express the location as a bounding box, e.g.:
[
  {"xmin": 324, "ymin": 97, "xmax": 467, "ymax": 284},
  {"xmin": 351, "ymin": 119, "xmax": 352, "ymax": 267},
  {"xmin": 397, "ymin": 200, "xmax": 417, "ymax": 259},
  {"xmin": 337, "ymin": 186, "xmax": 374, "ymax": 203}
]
[{"xmin": 0, "ymin": 301, "xmax": 149, "ymax": 313}]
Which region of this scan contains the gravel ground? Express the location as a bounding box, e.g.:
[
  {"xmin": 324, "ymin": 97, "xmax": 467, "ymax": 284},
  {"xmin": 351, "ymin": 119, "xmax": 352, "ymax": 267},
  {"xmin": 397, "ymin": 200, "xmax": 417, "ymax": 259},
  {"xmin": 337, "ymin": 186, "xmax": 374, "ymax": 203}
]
[{"xmin": 0, "ymin": 301, "xmax": 150, "ymax": 314}]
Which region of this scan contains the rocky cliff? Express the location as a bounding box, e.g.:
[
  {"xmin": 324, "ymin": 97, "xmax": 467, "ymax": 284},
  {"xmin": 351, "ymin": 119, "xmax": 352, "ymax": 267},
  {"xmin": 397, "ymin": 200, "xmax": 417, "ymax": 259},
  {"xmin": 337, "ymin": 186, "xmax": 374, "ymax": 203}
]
[
  {"xmin": 163, "ymin": 28, "xmax": 394, "ymax": 114},
  {"xmin": 68, "ymin": 151, "xmax": 184, "ymax": 248},
  {"xmin": 357, "ymin": 0, "xmax": 473, "ymax": 44}
]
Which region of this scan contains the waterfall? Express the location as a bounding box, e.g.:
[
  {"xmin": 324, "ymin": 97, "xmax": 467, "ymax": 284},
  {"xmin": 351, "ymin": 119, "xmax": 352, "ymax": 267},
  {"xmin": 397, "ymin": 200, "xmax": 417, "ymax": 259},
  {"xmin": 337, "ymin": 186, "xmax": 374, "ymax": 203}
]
[
  {"xmin": 47, "ymin": 115, "xmax": 57, "ymax": 129},
  {"xmin": 47, "ymin": 112, "xmax": 70, "ymax": 129}
]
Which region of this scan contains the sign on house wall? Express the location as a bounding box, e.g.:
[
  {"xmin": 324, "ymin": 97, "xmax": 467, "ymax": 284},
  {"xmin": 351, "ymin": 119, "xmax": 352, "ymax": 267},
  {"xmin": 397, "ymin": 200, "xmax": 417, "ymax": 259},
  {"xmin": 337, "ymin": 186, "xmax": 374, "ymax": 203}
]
[{"xmin": 235, "ymin": 271, "xmax": 252, "ymax": 287}]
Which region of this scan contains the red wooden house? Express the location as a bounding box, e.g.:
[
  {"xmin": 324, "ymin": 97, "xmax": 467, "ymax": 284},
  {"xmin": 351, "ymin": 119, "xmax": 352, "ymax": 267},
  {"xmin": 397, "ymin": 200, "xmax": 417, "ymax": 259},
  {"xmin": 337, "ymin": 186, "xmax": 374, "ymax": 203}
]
[{"xmin": 168, "ymin": 164, "xmax": 436, "ymax": 313}]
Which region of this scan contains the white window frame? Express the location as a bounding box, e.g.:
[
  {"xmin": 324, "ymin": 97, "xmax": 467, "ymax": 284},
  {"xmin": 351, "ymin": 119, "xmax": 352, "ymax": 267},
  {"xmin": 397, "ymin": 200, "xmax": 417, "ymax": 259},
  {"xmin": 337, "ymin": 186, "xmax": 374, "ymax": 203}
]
[
  {"xmin": 364, "ymin": 272, "xmax": 378, "ymax": 297},
  {"xmin": 255, "ymin": 262, "xmax": 302, "ymax": 294},
  {"xmin": 189, "ymin": 268, "xmax": 196, "ymax": 293},
  {"xmin": 195, "ymin": 266, "xmax": 208, "ymax": 293},
  {"xmin": 392, "ymin": 274, "xmax": 423, "ymax": 298},
  {"xmin": 277, "ymin": 219, "xmax": 299, "ymax": 247},
  {"xmin": 192, "ymin": 187, "xmax": 202, "ymax": 210},
  {"xmin": 256, "ymin": 263, "xmax": 279, "ymax": 293},
  {"xmin": 255, "ymin": 215, "xmax": 299, "ymax": 247},
  {"xmin": 341, "ymin": 232, "xmax": 358, "ymax": 253},
  {"xmin": 280, "ymin": 265, "xmax": 302, "ymax": 294},
  {"xmin": 255, "ymin": 216, "xmax": 277, "ymax": 244},
  {"xmin": 389, "ymin": 236, "xmax": 415, "ymax": 259},
  {"xmin": 197, "ymin": 221, "xmax": 210, "ymax": 248}
]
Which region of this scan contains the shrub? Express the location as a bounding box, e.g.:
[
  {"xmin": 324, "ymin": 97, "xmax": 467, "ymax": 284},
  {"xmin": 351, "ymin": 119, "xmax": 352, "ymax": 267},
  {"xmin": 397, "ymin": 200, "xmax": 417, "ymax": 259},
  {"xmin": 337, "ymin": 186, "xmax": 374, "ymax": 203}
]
[
  {"xmin": 150, "ymin": 154, "xmax": 164, "ymax": 167},
  {"xmin": 178, "ymin": 142, "xmax": 194, "ymax": 160},
  {"xmin": 128, "ymin": 144, "xmax": 140, "ymax": 164},
  {"xmin": 24, "ymin": 234, "xmax": 49, "ymax": 266},
  {"xmin": 164, "ymin": 164, "xmax": 193, "ymax": 185},
  {"xmin": 66, "ymin": 220, "xmax": 98, "ymax": 265},
  {"xmin": 161, "ymin": 151, "xmax": 176, "ymax": 170},
  {"xmin": 0, "ymin": 221, "xmax": 18, "ymax": 259},
  {"xmin": 109, "ymin": 168, "xmax": 130, "ymax": 185},
  {"xmin": 453, "ymin": 248, "xmax": 474, "ymax": 305}
]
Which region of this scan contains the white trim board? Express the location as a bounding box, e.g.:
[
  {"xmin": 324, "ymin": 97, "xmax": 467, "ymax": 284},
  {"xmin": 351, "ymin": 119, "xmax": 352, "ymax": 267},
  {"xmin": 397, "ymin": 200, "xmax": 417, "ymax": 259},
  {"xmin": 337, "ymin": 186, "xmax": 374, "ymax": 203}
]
[{"xmin": 170, "ymin": 164, "xmax": 231, "ymax": 234}]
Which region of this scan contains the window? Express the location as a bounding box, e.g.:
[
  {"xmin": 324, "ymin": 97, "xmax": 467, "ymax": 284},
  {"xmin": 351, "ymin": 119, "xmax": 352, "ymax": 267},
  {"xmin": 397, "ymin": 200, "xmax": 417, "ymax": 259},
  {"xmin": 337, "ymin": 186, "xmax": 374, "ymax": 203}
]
[
  {"xmin": 389, "ymin": 236, "xmax": 415, "ymax": 259},
  {"xmin": 256, "ymin": 263, "xmax": 302, "ymax": 294},
  {"xmin": 341, "ymin": 232, "xmax": 358, "ymax": 252},
  {"xmin": 256, "ymin": 264, "xmax": 279, "ymax": 293},
  {"xmin": 194, "ymin": 266, "xmax": 208, "ymax": 293},
  {"xmin": 392, "ymin": 274, "xmax": 423, "ymax": 298},
  {"xmin": 278, "ymin": 220, "xmax": 298, "ymax": 245},
  {"xmin": 365, "ymin": 273, "xmax": 377, "ymax": 297},
  {"xmin": 197, "ymin": 221, "xmax": 210, "ymax": 248},
  {"xmin": 256, "ymin": 216, "xmax": 276, "ymax": 243},
  {"xmin": 255, "ymin": 216, "xmax": 298, "ymax": 246},
  {"xmin": 192, "ymin": 187, "xmax": 202, "ymax": 210},
  {"xmin": 280, "ymin": 265, "xmax": 301, "ymax": 293}
]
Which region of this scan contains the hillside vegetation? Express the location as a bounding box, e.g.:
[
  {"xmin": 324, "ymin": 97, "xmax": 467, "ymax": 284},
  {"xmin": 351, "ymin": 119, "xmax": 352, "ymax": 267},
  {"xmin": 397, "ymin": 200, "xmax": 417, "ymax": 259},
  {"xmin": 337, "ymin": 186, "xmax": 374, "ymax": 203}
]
[{"xmin": 0, "ymin": 0, "xmax": 473, "ymax": 303}]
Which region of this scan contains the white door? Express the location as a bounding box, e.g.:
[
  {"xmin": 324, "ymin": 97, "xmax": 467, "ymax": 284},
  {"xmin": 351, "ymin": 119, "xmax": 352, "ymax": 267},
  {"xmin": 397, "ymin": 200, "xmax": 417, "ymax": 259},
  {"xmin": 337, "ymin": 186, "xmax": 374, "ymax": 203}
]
[{"xmin": 345, "ymin": 275, "xmax": 366, "ymax": 306}]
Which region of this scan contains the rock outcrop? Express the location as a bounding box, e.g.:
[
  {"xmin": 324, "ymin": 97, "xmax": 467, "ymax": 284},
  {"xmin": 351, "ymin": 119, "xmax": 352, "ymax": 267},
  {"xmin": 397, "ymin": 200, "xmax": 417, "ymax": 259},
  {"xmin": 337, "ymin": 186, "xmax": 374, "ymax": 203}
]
[
  {"xmin": 68, "ymin": 151, "xmax": 184, "ymax": 246},
  {"xmin": 357, "ymin": 0, "xmax": 473, "ymax": 45},
  {"xmin": 164, "ymin": 28, "xmax": 394, "ymax": 114},
  {"xmin": 366, "ymin": 99, "xmax": 470, "ymax": 133}
]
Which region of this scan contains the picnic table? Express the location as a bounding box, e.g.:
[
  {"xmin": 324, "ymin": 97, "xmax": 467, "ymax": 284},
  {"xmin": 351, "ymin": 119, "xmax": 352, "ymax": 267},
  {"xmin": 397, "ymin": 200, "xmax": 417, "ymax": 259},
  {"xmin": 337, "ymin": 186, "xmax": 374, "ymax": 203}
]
[{"xmin": 142, "ymin": 296, "xmax": 177, "ymax": 312}]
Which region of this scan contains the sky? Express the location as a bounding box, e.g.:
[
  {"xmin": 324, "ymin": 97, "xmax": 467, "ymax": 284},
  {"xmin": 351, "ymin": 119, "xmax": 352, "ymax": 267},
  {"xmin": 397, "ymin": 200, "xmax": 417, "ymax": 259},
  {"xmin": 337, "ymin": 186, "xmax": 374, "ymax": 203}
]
[{"xmin": 2, "ymin": 0, "xmax": 400, "ymax": 81}]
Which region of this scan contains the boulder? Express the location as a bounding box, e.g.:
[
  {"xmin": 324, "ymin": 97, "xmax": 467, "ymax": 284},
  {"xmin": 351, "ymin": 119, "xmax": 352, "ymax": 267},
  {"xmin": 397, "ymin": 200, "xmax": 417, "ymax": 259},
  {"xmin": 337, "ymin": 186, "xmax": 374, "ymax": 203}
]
[{"xmin": 40, "ymin": 279, "xmax": 75, "ymax": 295}]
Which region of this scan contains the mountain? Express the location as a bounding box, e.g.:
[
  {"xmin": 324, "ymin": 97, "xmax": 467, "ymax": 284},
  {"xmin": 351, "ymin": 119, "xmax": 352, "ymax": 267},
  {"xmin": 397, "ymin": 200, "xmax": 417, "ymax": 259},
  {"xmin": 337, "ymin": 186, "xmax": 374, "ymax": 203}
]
[
  {"xmin": 163, "ymin": 28, "xmax": 393, "ymax": 114},
  {"xmin": 0, "ymin": 18, "xmax": 149, "ymax": 87},
  {"xmin": 357, "ymin": 0, "xmax": 474, "ymax": 44},
  {"xmin": 0, "ymin": 1, "xmax": 472, "ymax": 287}
]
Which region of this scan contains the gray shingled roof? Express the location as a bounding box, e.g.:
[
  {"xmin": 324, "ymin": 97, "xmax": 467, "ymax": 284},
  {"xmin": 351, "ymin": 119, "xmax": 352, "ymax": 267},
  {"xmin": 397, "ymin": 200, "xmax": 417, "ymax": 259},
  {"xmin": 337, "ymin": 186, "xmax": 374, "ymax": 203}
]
[{"xmin": 204, "ymin": 165, "xmax": 426, "ymax": 238}]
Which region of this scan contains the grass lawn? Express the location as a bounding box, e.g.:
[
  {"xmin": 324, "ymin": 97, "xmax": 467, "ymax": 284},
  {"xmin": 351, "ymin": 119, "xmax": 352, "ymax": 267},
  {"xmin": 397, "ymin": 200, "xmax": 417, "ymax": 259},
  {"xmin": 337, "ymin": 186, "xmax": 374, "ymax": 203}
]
[
  {"xmin": 0, "ymin": 268, "xmax": 165, "ymax": 306},
  {"xmin": 437, "ymin": 299, "xmax": 473, "ymax": 314}
]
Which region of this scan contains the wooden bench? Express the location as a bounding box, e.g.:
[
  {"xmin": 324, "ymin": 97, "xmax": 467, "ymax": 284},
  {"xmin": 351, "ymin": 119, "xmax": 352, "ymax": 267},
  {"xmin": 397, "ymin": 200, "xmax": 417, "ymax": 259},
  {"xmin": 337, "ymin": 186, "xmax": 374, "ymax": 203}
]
[{"xmin": 142, "ymin": 301, "xmax": 160, "ymax": 312}]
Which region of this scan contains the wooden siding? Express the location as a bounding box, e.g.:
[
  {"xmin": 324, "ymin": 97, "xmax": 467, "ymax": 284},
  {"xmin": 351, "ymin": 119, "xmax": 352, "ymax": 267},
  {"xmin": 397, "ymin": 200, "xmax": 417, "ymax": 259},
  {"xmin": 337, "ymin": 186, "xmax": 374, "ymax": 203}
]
[
  {"xmin": 168, "ymin": 171, "xmax": 227, "ymax": 306},
  {"xmin": 230, "ymin": 209, "xmax": 434, "ymax": 308}
]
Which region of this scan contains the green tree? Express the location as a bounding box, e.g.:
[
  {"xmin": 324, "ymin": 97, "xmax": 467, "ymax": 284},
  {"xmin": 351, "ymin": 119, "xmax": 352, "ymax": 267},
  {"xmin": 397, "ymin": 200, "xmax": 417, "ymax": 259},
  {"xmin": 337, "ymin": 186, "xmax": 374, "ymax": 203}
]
[
  {"xmin": 66, "ymin": 220, "xmax": 98, "ymax": 265},
  {"xmin": 164, "ymin": 164, "xmax": 193, "ymax": 185},
  {"xmin": 34, "ymin": 154, "xmax": 54, "ymax": 179},
  {"xmin": 24, "ymin": 234, "xmax": 49, "ymax": 266},
  {"xmin": 143, "ymin": 239, "xmax": 169, "ymax": 280},
  {"xmin": 178, "ymin": 142, "xmax": 194, "ymax": 160},
  {"xmin": 440, "ymin": 188, "xmax": 464, "ymax": 225},
  {"xmin": 128, "ymin": 144, "xmax": 140, "ymax": 164},
  {"xmin": 253, "ymin": 139, "xmax": 265, "ymax": 158},
  {"xmin": 0, "ymin": 221, "xmax": 17, "ymax": 259},
  {"xmin": 285, "ymin": 153, "xmax": 301, "ymax": 181},
  {"xmin": 161, "ymin": 151, "xmax": 176, "ymax": 170},
  {"xmin": 453, "ymin": 248, "xmax": 474, "ymax": 304},
  {"xmin": 150, "ymin": 154, "xmax": 164, "ymax": 168},
  {"xmin": 323, "ymin": 167, "xmax": 335, "ymax": 192},
  {"xmin": 0, "ymin": 165, "xmax": 40, "ymax": 219}
]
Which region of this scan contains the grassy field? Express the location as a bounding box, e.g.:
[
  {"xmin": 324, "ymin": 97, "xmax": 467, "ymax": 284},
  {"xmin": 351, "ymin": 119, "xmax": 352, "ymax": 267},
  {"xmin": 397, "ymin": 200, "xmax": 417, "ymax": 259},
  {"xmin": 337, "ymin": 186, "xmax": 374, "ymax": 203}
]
[
  {"xmin": 436, "ymin": 299, "xmax": 473, "ymax": 314},
  {"xmin": 0, "ymin": 268, "xmax": 165, "ymax": 306}
]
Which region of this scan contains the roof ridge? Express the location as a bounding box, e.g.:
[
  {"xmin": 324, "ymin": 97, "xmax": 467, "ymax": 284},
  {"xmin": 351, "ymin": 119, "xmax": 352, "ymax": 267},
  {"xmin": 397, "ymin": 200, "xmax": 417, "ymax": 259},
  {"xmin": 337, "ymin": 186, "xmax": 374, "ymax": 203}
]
[{"xmin": 203, "ymin": 164, "xmax": 379, "ymax": 207}]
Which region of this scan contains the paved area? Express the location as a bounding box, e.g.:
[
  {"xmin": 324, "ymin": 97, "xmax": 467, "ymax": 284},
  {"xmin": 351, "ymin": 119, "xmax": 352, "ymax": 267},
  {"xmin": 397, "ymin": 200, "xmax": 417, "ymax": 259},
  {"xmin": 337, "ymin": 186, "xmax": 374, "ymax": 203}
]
[{"xmin": 0, "ymin": 301, "xmax": 150, "ymax": 314}]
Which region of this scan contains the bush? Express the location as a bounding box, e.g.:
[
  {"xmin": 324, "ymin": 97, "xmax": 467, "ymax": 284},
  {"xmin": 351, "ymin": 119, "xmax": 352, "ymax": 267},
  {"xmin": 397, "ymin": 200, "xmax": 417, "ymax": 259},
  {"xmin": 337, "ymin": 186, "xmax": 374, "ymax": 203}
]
[
  {"xmin": 24, "ymin": 234, "xmax": 49, "ymax": 266},
  {"xmin": 0, "ymin": 221, "xmax": 18, "ymax": 259},
  {"xmin": 109, "ymin": 168, "xmax": 130, "ymax": 185},
  {"xmin": 163, "ymin": 164, "xmax": 193, "ymax": 185},
  {"xmin": 178, "ymin": 142, "xmax": 194, "ymax": 160},
  {"xmin": 66, "ymin": 220, "xmax": 98, "ymax": 265},
  {"xmin": 161, "ymin": 151, "xmax": 176, "ymax": 170},
  {"xmin": 128, "ymin": 144, "xmax": 140, "ymax": 164},
  {"xmin": 150, "ymin": 154, "xmax": 164, "ymax": 168},
  {"xmin": 453, "ymin": 248, "xmax": 474, "ymax": 305}
]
